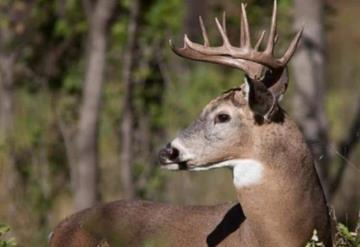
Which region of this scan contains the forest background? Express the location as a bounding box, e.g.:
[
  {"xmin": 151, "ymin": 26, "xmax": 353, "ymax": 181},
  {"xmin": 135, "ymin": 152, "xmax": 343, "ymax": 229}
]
[{"xmin": 0, "ymin": 0, "xmax": 359, "ymax": 245}]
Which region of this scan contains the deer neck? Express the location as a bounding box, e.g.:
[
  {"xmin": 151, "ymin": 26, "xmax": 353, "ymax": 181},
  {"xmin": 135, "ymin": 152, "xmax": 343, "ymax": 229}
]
[{"xmin": 233, "ymin": 119, "xmax": 332, "ymax": 246}]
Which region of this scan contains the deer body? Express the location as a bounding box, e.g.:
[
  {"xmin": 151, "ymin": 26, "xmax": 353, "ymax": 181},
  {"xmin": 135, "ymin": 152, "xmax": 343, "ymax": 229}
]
[
  {"xmin": 50, "ymin": 1, "xmax": 332, "ymax": 246},
  {"xmin": 50, "ymin": 105, "xmax": 331, "ymax": 247},
  {"xmin": 50, "ymin": 200, "xmax": 243, "ymax": 246}
]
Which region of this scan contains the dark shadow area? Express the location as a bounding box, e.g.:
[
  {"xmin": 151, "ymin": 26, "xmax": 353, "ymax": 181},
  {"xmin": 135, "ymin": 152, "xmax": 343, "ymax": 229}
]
[{"xmin": 206, "ymin": 203, "xmax": 246, "ymax": 247}]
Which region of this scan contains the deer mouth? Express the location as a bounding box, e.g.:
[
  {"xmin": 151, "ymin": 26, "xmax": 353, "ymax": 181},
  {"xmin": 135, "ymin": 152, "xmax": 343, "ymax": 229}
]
[
  {"xmin": 159, "ymin": 160, "xmax": 191, "ymax": 171},
  {"xmin": 186, "ymin": 159, "xmax": 235, "ymax": 171}
]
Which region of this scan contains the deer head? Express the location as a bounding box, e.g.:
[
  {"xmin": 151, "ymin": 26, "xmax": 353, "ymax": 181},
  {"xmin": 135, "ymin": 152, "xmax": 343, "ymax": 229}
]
[{"xmin": 159, "ymin": 1, "xmax": 303, "ymax": 186}]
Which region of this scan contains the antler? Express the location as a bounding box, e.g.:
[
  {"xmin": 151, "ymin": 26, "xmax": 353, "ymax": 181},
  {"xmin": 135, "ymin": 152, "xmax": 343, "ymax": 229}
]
[{"xmin": 170, "ymin": 0, "xmax": 303, "ymax": 82}]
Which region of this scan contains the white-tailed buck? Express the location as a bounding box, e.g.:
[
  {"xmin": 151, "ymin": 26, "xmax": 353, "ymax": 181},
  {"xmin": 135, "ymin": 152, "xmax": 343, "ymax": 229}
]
[{"xmin": 50, "ymin": 1, "xmax": 332, "ymax": 246}]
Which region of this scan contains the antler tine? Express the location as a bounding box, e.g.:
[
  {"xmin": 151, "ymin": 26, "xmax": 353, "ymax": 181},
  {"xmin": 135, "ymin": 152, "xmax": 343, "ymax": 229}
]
[
  {"xmin": 222, "ymin": 12, "xmax": 227, "ymax": 35},
  {"xmin": 240, "ymin": 10, "xmax": 245, "ymax": 46},
  {"xmin": 199, "ymin": 16, "xmax": 210, "ymax": 47},
  {"xmin": 184, "ymin": 34, "xmax": 193, "ymax": 49},
  {"xmin": 279, "ymin": 27, "xmax": 303, "ymax": 65},
  {"xmin": 255, "ymin": 30, "xmax": 266, "ymax": 51},
  {"xmin": 265, "ymin": 0, "xmax": 277, "ymax": 54},
  {"xmin": 240, "ymin": 3, "xmax": 251, "ymax": 48},
  {"xmin": 215, "ymin": 17, "xmax": 231, "ymax": 48},
  {"xmin": 274, "ymin": 33, "xmax": 279, "ymax": 45}
]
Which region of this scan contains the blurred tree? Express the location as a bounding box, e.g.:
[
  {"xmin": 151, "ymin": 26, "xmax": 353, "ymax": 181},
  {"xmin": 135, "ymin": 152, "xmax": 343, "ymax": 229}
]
[
  {"xmin": 119, "ymin": 0, "xmax": 141, "ymax": 200},
  {"xmin": 0, "ymin": 2, "xmax": 21, "ymax": 237},
  {"xmin": 0, "ymin": 0, "xmax": 37, "ymax": 224},
  {"xmin": 291, "ymin": 0, "xmax": 330, "ymax": 196},
  {"xmin": 119, "ymin": 0, "xmax": 184, "ymax": 199},
  {"xmin": 0, "ymin": 1, "xmax": 25, "ymax": 137},
  {"xmin": 75, "ymin": 0, "xmax": 117, "ymax": 210},
  {"xmin": 292, "ymin": 0, "xmax": 360, "ymax": 199},
  {"xmin": 0, "ymin": 54, "xmax": 15, "ymax": 139}
]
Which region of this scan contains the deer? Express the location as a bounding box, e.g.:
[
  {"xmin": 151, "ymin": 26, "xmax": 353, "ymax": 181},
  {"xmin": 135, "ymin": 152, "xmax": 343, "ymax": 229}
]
[{"xmin": 49, "ymin": 1, "xmax": 332, "ymax": 246}]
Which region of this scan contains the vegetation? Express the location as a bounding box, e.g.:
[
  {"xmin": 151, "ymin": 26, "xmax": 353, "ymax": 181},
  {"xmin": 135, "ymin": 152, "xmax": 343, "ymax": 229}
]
[
  {"xmin": 0, "ymin": 224, "xmax": 16, "ymax": 247},
  {"xmin": 306, "ymin": 219, "xmax": 360, "ymax": 247},
  {"xmin": 335, "ymin": 223, "xmax": 360, "ymax": 247},
  {"xmin": 0, "ymin": 0, "xmax": 359, "ymax": 245}
]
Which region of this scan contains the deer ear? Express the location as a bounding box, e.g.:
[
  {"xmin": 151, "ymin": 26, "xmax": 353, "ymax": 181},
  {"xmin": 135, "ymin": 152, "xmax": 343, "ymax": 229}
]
[
  {"xmin": 242, "ymin": 76, "xmax": 277, "ymax": 121},
  {"xmin": 262, "ymin": 68, "xmax": 289, "ymax": 102}
]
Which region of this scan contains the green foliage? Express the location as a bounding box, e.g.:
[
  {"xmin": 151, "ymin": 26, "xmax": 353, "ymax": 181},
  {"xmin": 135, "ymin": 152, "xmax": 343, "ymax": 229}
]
[
  {"xmin": 145, "ymin": 0, "xmax": 184, "ymax": 40},
  {"xmin": 336, "ymin": 223, "xmax": 360, "ymax": 247},
  {"xmin": 53, "ymin": 1, "xmax": 87, "ymax": 38},
  {"xmin": 277, "ymin": 0, "xmax": 292, "ymax": 10},
  {"xmin": 306, "ymin": 221, "xmax": 360, "ymax": 247},
  {"xmin": 111, "ymin": 20, "xmax": 128, "ymax": 46},
  {"xmin": 0, "ymin": 224, "xmax": 17, "ymax": 247},
  {"xmin": 62, "ymin": 62, "xmax": 84, "ymax": 94}
]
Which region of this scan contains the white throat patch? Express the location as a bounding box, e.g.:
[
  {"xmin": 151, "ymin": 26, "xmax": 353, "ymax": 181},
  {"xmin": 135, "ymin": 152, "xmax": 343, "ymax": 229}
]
[
  {"xmin": 232, "ymin": 160, "xmax": 264, "ymax": 188},
  {"xmin": 191, "ymin": 159, "xmax": 264, "ymax": 188}
]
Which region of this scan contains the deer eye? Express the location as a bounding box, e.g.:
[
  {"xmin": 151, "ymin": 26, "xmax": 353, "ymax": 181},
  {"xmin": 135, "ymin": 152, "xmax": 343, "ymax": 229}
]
[{"xmin": 215, "ymin": 113, "xmax": 231, "ymax": 124}]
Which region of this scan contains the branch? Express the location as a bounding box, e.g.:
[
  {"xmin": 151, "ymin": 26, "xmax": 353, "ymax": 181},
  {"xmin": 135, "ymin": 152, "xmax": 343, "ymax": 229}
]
[
  {"xmin": 55, "ymin": 104, "xmax": 78, "ymax": 192},
  {"xmin": 330, "ymin": 95, "xmax": 360, "ymax": 196}
]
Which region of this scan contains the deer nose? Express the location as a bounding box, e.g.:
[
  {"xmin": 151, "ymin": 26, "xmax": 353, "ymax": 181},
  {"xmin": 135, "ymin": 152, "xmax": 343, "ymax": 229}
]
[{"xmin": 159, "ymin": 143, "xmax": 179, "ymax": 163}]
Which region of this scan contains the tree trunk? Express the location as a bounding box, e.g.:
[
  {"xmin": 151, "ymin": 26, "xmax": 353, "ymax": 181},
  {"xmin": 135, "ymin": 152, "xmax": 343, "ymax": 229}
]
[
  {"xmin": 291, "ymin": 0, "xmax": 330, "ymax": 197},
  {"xmin": 75, "ymin": 0, "xmax": 116, "ymax": 211},
  {"xmin": 0, "ymin": 53, "xmax": 18, "ymax": 207},
  {"xmin": 119, "ymin": 0, "xmax": 141, "ymax": 199},
  {"xmin": 0, "ymin": 54, "xmax": 15, "ymax": 138}
]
